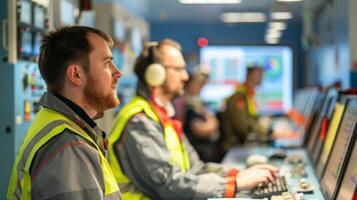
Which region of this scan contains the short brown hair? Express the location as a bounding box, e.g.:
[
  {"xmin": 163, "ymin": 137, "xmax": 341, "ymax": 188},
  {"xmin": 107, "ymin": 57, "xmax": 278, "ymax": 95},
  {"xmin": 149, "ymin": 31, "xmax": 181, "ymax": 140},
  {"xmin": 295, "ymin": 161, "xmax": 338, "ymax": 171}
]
[
  {"xmin": 38, "ymin": 26, "xmax": 113, "ymax": 93},
  {"xmin": 247, "ymin": 65, "xmax": 263, "ymax": 75},
  {"xmin": 134, "ymin": 39, "xmax": 182, "ymax": 86}
]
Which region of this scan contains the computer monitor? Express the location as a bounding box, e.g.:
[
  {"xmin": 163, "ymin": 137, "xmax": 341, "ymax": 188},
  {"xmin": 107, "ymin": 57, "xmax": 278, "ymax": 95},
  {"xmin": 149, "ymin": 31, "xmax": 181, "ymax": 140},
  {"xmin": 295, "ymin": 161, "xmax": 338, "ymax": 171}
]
[
  {"xmin": 33, "ymin": 5, "xmax": 45, "ymax": 30},
  {"xmin": 320, "ymin": 98, "xmax": 357, "ymax": 200},
  {"xmin": 293, "ymin": 90, "xmax": 305, "ymax": 114},
  {"xmin": 289, "ymin": 88, "xmax": 319, "ymax": 130},
  {"xmin": 19, "ymin": 0, "xmax": 32, "ymax": 25},
  {"xmin": 302, "ymin": 89, "xmax": 320, "ymax": 124},
  {"xmin": 200, "ymin": 45, "xmax": 293, "ymax": 114},
  {"xmin": 307, "ymin": 89, "xmax": 338, "ymax": 162},
  {"xmin": 316, "ymin": 96, "xmax": 357, "ymax": 179},
  {"xmin": 113, "ymin": 19, "xmax": 125, "ymax": 41},
  {"xmin": 299, "ymin": 88, "xmax": 322, "ymax": 142},
  {"xmin": 33, "ymin": 32, "xmax": 42, "ymax": 56},
  {"xmin": 306, "ymin": 98, "xmax": 326, "ymax": 153},
  {"xmin": 60, "ymin": 0, "xmax": 76, "ymax": 26},
  {"xmin": 20, "ymin": 31, "xmax": 33, "ymax": 57},
  {"xmin": 325, "ymin": 90, "xmax": 340, "ymax": 124},
  {"xmin": 130, "ymin": 28, "xmax": 143, "ymax": 57},
  {"xmin": 335, "ymin": 137, "xmax": 357, "ymax": 200}
]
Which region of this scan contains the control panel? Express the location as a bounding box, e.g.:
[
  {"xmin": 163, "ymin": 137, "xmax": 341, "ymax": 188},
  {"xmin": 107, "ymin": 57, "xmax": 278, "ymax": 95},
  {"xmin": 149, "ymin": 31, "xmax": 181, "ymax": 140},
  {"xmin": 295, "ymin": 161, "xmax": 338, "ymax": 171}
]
[{"xmin": 0, "ymin": 0, "xmax": 48, "ymax": 198}]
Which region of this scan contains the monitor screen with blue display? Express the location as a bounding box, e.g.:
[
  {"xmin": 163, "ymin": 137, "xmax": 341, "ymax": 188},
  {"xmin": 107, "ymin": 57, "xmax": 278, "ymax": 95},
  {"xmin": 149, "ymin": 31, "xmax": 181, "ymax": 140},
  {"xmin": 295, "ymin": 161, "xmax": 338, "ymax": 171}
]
[
  {"xmin": 113, "ymin": 19, "xmax": 125, "ymax": 41},
  {"xmin": 200, "ymin": 45, "xmax": 293, "ymax": 114},
  {"xmin": 34, "ymin": 5, "xmax": 45, "ymax": 29},
  {"xmin": 60, "ymin": 0, "xmax": 76, "ymax": 26},
  {"xmin": 33, "ymin": 32, "xmax": 42, "ymax": 56},
  {"xmin": 20, "ymin": 0, "xmax": 32, "ymax": 25},
  {"xmin": 21, "ymin": 31, "xmax": 33, "ymax": 56}
]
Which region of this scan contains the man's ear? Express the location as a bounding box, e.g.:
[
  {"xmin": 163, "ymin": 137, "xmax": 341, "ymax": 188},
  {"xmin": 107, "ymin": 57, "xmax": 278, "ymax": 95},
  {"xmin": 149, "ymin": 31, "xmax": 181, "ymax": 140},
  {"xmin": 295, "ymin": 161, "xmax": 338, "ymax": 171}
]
[{"xmin": 66, "ymin": 64, "xmax": 84, "ymax": 86}]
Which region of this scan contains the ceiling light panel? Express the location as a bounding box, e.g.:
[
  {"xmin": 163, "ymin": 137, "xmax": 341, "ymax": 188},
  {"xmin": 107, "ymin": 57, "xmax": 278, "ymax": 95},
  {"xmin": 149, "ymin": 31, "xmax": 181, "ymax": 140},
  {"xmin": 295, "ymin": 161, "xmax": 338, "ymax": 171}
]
[
  {"xmin": 266, "ymin": 31, "xmax": 282, "ymax": 38},
  {"xmin": 271, "ymin": 12, "xmax": 292, "ymax": 20},
  {"xmin": 179, "ymin": 0, "xmax": 241, "ymax": 4},
  {"xmin": 269, "ymin": 22, "xmax": 287, "ymax": 30},
  {"xmin": 276, "ymin": 0, "xmax": 303, "ymax": 2},
  {"xmin": 267, "ymin": 28, "xmax": 282, "ymax": 35},
  {"xmin": 221, "ymin": 12, "xmax": 266, "ymax": 23},
  {"xmin": 266, "ymin": 37, "xmax": 279, "ymax": 44}
]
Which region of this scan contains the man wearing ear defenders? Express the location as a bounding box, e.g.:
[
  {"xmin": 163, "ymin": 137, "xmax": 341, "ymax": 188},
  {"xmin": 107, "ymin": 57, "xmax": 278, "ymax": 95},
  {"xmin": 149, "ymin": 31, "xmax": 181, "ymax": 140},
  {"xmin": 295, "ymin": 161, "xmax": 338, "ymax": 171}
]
[{"xmin": 108, "ymin": 39, "xmax": 278, "ymax": 199}]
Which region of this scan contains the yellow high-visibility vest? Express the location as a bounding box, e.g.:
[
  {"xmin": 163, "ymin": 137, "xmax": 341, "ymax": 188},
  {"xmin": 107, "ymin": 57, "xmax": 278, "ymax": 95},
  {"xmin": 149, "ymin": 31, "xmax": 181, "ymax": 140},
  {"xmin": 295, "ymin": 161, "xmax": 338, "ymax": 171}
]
[
  {"xmin": 7, "ymin": 108, "xmax": 119, "ymax": 200},
  {"xmin": 108, "ymin": 96, "xmax": 190, "ymax": 200},
  {"xmin": 235, "ymin": 85, "xmax": 257, "ymax": 116}
]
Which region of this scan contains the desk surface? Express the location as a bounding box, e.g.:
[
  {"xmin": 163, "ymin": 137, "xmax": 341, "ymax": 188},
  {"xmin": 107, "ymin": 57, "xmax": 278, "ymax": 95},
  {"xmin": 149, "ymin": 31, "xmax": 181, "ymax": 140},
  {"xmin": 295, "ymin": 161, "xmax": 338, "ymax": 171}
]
[{"xmin": 222, "ymin": 146, "xmax": 325, "ymax": 200}]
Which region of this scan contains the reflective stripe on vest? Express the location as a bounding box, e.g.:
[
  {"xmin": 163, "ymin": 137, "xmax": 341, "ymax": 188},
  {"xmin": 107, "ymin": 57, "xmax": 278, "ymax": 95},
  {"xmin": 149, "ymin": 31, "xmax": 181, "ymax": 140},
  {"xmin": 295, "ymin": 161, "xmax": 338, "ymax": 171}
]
[
  {"xmin": 236, "ymin": 85, "xmax": 257, "ymax": 116},
  {"xmin": 108, "ymin": 96, "xmax": 190, "ymax": 199},
  {"xmin": 7, "ymin": 108, "xmax": 119, "ymax": 200}
]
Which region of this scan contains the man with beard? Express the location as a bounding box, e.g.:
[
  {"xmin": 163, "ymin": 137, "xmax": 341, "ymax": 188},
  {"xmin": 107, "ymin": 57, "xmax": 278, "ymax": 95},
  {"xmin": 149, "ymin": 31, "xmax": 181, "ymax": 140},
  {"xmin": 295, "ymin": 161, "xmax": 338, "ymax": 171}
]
[
  {"xmin": 7, "ymin": 26, "xmax": 122, "ymax": 200},
  {"xmin": 108, "ymin": 39, "xmax": 278, "ymax": 199}
]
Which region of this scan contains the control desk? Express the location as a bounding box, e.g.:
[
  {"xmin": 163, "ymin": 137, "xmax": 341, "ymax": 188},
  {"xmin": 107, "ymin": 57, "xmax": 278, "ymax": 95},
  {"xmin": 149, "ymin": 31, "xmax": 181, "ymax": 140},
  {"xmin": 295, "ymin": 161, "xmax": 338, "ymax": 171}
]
[{"xmin": 221, "ymin": 146, "xmax": 325, "ymax": 200}]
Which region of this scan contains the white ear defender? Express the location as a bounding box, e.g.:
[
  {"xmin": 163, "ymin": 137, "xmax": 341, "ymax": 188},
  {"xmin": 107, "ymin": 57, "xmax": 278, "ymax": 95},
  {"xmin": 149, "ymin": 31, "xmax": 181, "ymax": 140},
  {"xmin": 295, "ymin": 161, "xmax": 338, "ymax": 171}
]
[
  {"xmin": 144, "ymin": 42, "xmax": 166, "ymax": 87},
  {"xmin": 145, "ymin": 63, "xmax": 166, "ymax": 87}
]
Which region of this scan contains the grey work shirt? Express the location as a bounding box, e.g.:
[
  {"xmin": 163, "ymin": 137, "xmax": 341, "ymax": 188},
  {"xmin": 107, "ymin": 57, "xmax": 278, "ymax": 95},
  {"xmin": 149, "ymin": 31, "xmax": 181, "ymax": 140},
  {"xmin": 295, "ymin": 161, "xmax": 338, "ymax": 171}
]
[
  {"xmin": 115, "ymin": 112, "xmax": 232, "ymax": 200},
  {"xmin": 28, "ymin": 92, "xmax": 122, "ymax": 200}
]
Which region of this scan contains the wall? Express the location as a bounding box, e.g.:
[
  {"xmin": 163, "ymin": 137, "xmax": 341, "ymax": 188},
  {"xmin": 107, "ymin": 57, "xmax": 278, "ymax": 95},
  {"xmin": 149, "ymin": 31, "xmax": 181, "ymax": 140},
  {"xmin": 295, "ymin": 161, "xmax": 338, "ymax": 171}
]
[
  {"xmin": 305, "ymin": 0, "xmax": 351, "ymax": 89},
  {"xmin": 349, "ymin": 0, "xmax": 357, "ymax": 87},
  {"xmin": 0, "ymin": 1, "xmax": 15, "ymax": 197},
  {"xmin": 150, "ymin": 22, "xmax": 304, "ymax": 88}
]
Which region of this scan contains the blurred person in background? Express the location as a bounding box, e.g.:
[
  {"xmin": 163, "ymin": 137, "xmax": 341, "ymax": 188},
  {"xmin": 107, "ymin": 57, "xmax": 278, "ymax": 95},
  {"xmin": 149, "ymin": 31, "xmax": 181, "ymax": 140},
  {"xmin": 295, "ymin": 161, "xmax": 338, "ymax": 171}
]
[
  {"xmin": 222, "ymin": 65, "xmax": 271, "ymax": 151},
  {"xmin": 182, "ymin": 66, "xmax": 220, "ymax": 162}
]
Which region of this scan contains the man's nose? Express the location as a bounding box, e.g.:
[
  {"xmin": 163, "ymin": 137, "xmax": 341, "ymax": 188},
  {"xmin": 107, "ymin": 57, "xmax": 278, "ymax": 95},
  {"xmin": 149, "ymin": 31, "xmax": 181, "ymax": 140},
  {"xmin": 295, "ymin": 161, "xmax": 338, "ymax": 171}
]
[
  {"xmin": 112, "ymin": 63, "xmax": 122, "ymax": 78},
  {"xmin": 182, "ymin": 69, "xmax": 189, "ymax": 81}
]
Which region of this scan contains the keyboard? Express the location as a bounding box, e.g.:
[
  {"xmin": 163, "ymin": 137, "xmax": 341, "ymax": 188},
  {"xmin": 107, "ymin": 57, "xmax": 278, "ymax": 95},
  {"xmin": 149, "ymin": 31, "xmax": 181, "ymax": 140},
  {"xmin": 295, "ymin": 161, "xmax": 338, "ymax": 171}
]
[
  {"xmin": 271, "ymin": 192, "xmax": 294, "ymax": 200},
  {"xmin": 252, "ymin": 176, "xmax": 288, "ymax": 199}
]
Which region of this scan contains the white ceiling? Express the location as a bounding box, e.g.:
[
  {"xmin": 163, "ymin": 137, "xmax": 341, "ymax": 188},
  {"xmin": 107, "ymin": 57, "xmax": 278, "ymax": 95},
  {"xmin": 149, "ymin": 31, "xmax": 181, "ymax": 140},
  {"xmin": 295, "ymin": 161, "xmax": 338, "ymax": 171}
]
[
  {"xmin": 149, "ymin": 0, "xmax": 273, "ymax": 23},
  {"xmin": 112, "ymin": 0, "xmax": 327, "ymax": 24},
  {"xmin": 99, "ymin": 0, "xmax": 329, "ymax": 31}
]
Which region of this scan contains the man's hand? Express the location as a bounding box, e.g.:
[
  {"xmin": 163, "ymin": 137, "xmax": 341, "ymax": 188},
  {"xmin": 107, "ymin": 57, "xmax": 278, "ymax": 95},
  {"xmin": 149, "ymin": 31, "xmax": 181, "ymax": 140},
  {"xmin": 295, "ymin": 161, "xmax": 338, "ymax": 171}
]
[{"xmin": 236, "ymin": 164, "xmax": 278, "ymax": 191}]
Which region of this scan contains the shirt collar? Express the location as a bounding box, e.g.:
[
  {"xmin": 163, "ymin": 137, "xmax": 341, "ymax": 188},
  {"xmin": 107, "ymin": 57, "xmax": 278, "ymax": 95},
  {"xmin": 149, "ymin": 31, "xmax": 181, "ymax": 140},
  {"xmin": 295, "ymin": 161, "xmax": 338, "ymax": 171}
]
[
  {"xmin": 54, "ymin": 94, "xmax": 97, "ymax": 128},
  {"xmin": 152, "ymin": 96, "xmax": 176, "ymax": 118},
  {"xmin": 39, "ymin": 92, "xmax": 109, "ymax": 153},
  {"xmin": 136, "ymin": 82, "xmax": 176, "ymax": 117},
  {"xmin": 39, "ymin": 92, "xmax": 99, "ymax": 139},
  {"xmin": 242, "ymin": 83, "xmax": 255, "ymax": 96}
]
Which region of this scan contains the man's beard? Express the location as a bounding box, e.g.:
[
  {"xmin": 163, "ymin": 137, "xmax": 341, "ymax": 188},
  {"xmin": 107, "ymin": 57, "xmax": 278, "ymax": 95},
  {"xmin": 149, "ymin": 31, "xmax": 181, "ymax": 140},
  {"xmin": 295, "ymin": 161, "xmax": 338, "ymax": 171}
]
[
  {"xmin": 162, "ymin": 83, "xmax": 184, "ymax": 100},
  {"xmin": 83, "ymin": 74, "xmax": 119, "ymax": 117}
]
